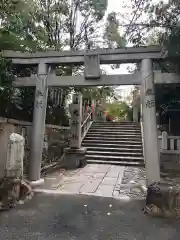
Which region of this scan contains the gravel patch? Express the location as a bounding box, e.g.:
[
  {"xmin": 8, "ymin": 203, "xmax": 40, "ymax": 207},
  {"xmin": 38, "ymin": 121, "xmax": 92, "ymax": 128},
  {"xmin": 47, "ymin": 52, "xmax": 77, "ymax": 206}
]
[
  {"xmin": 121, "ymin": 168, "xmax": 180, "ymax": 200},
  {"xmin": 120, "ymin": 167, "xmax": 147, "ymax": 199},
  {"xmin": 161, "ymin": 174, "xmax": 180, "ymax": 187}
]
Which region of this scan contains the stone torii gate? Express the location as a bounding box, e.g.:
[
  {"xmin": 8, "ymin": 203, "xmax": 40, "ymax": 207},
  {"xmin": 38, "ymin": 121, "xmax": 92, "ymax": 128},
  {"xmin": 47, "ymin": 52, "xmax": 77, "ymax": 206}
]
[{"xmin": 2, "ymin": 46, "xmax": 180, "ymax": 186}]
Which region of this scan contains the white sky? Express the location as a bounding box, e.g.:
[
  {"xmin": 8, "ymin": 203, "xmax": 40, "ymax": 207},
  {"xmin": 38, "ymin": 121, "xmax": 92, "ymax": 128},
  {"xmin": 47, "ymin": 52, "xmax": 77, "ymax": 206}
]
[
  {"xmin": 105, "ymin": 0, "xmax": 169, "ymax": 76},
  {"xmin": 103, "ymin": 0, "xmax": 168, "ymax": 97}
]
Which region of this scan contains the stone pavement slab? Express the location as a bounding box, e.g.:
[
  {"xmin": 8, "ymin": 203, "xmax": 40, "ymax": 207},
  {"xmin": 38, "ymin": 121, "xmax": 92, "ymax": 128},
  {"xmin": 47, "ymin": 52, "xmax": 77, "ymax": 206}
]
[
  {"xmin": 59, "ymin": 182, "xmax": 84, "ymax": 193},
  {"xmin": 71, "ymin": 171, "xmax": 93, "ymax": 177},
  {"xmin": 79, "ymin": 165, "xmax": 106, "ymax": 172},
  {"xmin": 101, "ymin": 177, "xmax": 118, "ymax": 185},
  {"xmin": 106, "ymin": 166, "xmax": 124, "ymax": 178},
  {"xmin": 79, "ymin": 179, "xmax": 102, "ymax": 193},
  {"xmin": 39, "ymin": 164, "xmax": 127, "ymax": 198},
  {"xmin": 93, "ymin": 165, "xmax": 111, "ymax": 173},
  {"xmin": 63, "ymin": 175, "xmax": 89, "ymax": 183},
  {"xmin": 95, "ymin": 185, "xmax": 115, "ymax": 197},
  {"xmin": 0, "ymin": 193, "xmax": 180, "ymax": 240},
  {"xmin": 90, "ymin": 172, "xmax": 107, "ymax": 179}
]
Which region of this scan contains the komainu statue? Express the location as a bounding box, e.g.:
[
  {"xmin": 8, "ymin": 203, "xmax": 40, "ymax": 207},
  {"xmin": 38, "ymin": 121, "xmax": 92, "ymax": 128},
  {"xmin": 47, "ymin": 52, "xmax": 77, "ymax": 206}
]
[{"xmin": 143, "ymin": 182, "xmax": 180, "ymax": 218}]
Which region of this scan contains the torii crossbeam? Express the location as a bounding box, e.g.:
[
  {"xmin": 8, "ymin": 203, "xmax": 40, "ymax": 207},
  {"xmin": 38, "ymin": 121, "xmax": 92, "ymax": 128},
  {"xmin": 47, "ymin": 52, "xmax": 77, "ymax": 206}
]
[{"xmin": 2, "ymin": 45, "xmax": 164, "ymax": 64}]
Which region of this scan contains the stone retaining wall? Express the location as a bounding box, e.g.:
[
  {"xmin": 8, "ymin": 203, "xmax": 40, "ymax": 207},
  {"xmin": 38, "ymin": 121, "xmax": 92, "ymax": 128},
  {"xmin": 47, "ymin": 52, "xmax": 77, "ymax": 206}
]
[
  {"xmin": 0, "ymin": 118, "xmax": 71, "ymax": 178},
  {"xmin": 160, "ymin": 151, "xmax": 180, "ymax": 174}
]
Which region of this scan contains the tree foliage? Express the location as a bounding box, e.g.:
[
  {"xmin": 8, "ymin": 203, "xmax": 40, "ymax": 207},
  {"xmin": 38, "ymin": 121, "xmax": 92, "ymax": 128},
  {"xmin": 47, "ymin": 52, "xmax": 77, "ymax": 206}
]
[
  {"xmin": 128, "ymin": 0, "xmax": 180, "ymax": 118},
  {"xmin": 77, "ymin": 86, "xmax": 115, "ymax": 103},
  {"xmin": 128, "ymin": 0, "xmax": 180, "ymax": 71},
  {"xmin": 0, "ymin": 0, "xmax": 116, "ymax": 124},
  {"xmin": 104, "ymin": 12, "xmax": 126, "ymax": 48},
  {"xmin": 0, "ymin": 57, "xmax": 15, "ymax": 117},
  {"xmin": 105, "ymin": 101, "xmax": 132, "ymax": 121}
]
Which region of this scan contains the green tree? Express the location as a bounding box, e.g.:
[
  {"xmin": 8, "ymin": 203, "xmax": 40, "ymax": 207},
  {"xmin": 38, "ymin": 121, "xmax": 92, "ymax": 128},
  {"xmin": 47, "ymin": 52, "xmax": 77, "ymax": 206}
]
[
  {"xmin": 0, "ymin": 0, "xmax": 39, "ymax": 51},
  {"xmin": 76, "ymin": 86, "xmax": 115, "ymax": 104},
  {"xmin": 0, "ymin": 0, "xmax": 109, "ymax": 124},
  {"xmin": 104, "ymin": 12, "xmax": 126, "ymax": 48},
  {"xmin": 126, "ymin": 0, "xmax": 180, "ymax": 124},
  {"xmin": 0, "ymin": 57, "xmax": 16, "ymax": 117},
  {"xmin": 128, "ymin": 0, "xmax": 180, "ymax": 72},
  {"xmin": 105, "ymin": 101, "xmax": 132, "ymax": 121}
]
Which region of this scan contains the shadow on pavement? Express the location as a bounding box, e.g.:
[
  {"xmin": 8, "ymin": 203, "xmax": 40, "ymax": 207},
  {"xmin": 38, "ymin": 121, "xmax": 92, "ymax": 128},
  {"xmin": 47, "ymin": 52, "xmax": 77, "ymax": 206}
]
[{"xmin": 0, "ymin": 193, "xmax": 179, "ymax": 240}]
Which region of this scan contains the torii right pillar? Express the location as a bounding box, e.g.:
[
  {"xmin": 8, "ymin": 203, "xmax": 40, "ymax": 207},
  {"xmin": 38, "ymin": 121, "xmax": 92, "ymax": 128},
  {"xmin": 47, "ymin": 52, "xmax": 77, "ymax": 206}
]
[{"xmin": 141, "ymin": 59, "xmax": 160, "ymax": 186}]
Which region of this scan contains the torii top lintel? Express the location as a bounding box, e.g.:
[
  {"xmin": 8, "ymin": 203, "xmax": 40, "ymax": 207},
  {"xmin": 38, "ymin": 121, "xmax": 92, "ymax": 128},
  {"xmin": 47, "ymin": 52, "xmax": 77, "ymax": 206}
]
[{"xmin": 1, "ymin": 45, "xmax": 165, "ymax": 65}]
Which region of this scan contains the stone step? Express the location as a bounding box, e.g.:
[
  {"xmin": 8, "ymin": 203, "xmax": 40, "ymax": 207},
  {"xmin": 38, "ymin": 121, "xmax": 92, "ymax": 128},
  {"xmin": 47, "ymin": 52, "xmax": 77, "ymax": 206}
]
[
  {"xmin": 86, "ymin": 154, "xmax": 144, "ymax": 161},
  {"xmin": 86, "ymin": 150, "xmax": 143, "ymax": 157},
  {"xmin": 89, "ymin": 129, "xmax": 141, "ymax": 133},
  {"xmin": 91, "ymin": 128, "xmax": 141, "ymax": 132},
  {"xmin": 85, "ymin": 137, "xmax": 142, "ymax": 142},
  {"xmin": 86, "ymin": 134, "xmax": 141, "ymax": 138},
  {"xmin": 82, "ymin": 142, "xmax": 143, "ymax": 149},
  {"xmin": 91, "ymin": 125, "xmax": 140, "ymax": 129},
  {"xmin": 93, "ymin": 121, "xmax": 140, "ymax": 125},
  {"xmin": 88, "ymin": 130, "xmax": 141, "ymax": 134},
  {"xmin": 84, "ymin": 146, "xmax": 143, "ymax": 153},
  {"xmin": 87, "ymin": 159, "xmax": 145, "ymax": 167},
  {"xmin": 83, "ymin": 139, "xmax": 142, "ymax": 145},
  {"xmin": 84, "ymin": 135, "xmax": 141, "ymax": 142},
  {"xmin": 92, "ymin": 125, "xmax": 140, "ymax": 128},
  {"xmin": 93, "ymin": 121, "xmax": 139, "ymax": 124}
]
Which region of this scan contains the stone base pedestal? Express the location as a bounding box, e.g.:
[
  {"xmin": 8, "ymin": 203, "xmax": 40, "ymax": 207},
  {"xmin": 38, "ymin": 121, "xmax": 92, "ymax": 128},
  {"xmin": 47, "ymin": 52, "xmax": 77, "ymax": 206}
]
[
  {"xmin": 0, "ymin": 178, "xmax": 33, "ymax": 210},
  {"xmin": 143, "ymin": 182, "xmax": 180, "ymax": 218},
  {"xmin": 62, "ymin": 147, "xmax": 87, "ymax": 169},
  {"xmin": 29, "ymin": 178, "xmax": 45, "ymax": 188}
]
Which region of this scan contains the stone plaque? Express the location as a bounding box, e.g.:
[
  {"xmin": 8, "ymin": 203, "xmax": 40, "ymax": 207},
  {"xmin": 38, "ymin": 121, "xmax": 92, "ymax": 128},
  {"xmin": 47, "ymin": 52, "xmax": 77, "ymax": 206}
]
[{"xmin": 84, "ymin": 54, "xmax": 101, "ymax": 79}]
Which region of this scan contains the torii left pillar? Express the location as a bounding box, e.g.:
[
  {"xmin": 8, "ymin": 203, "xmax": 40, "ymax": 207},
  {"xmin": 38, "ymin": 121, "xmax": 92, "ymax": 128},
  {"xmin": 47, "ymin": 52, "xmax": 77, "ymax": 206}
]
[{"xmin": 28, "ymin": 63, "xmax": 49, "ymax": 186}]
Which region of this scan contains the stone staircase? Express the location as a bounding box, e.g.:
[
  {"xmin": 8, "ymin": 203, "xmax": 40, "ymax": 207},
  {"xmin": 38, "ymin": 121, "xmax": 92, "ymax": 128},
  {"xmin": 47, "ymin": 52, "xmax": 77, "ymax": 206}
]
[{"xmin": 82, "ymin": 121, "xmax": 144, "ymax": 166}]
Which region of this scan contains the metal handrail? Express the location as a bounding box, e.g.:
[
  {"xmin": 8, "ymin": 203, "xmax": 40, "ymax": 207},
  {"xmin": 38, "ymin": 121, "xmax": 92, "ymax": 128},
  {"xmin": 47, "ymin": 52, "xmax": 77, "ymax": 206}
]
[
  {"xmin": 81, "ymin": 111, "xmax": 92, "ymax": 128},
  {"xmin": 81, "ymin": 111, "xmax": 93, "ymax": 142}
]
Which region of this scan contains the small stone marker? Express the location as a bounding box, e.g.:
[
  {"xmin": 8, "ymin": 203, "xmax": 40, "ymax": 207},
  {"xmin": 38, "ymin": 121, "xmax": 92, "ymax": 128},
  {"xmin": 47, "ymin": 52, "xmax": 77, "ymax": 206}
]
[
  {"xmin": 0, "ymin": 133, "xmax": 33, "ymax": 211},
  {"xmin": 5, "ymin": 133, "xmax": 25, "ymax": 178}
]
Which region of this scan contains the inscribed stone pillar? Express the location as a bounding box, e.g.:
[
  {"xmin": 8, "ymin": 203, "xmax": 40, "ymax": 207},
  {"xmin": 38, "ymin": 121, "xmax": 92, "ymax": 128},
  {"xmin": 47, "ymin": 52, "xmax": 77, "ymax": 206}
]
[
  {"xmin": 0, "ymin": 123, "xmax": 16, "ymax": 179},
  {"xmin": 28, "ymin": 63, "xmax": 49, "ymax": 184},
  {"xmin": 63, "ymin": 93, "xmax": 87, "ymax": 169},
  {"xmin": 141, "ymin": 58, "xmax": 160, "ymax": 186},
  {"xmin": 70, "ymin": 93, "xmax": 82, "ymax": 149},
  {"xmin": 5, "ymin": 133, "xmax": 24, "ymax": 179}
]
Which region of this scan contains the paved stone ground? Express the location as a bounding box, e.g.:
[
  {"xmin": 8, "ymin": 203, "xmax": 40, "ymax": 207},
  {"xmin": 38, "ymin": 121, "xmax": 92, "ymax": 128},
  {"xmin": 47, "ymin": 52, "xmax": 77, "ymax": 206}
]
[
  {"xmin": 39, "ymin": 165, "xmax": 147, "ymax": 200},
  {"xmin": 0, "ymin": 193, "xmax": 180, "ymax": 240},
  {"xmin": 38, "ymin": 164, "xmax": 126, "ymax": 199}
]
